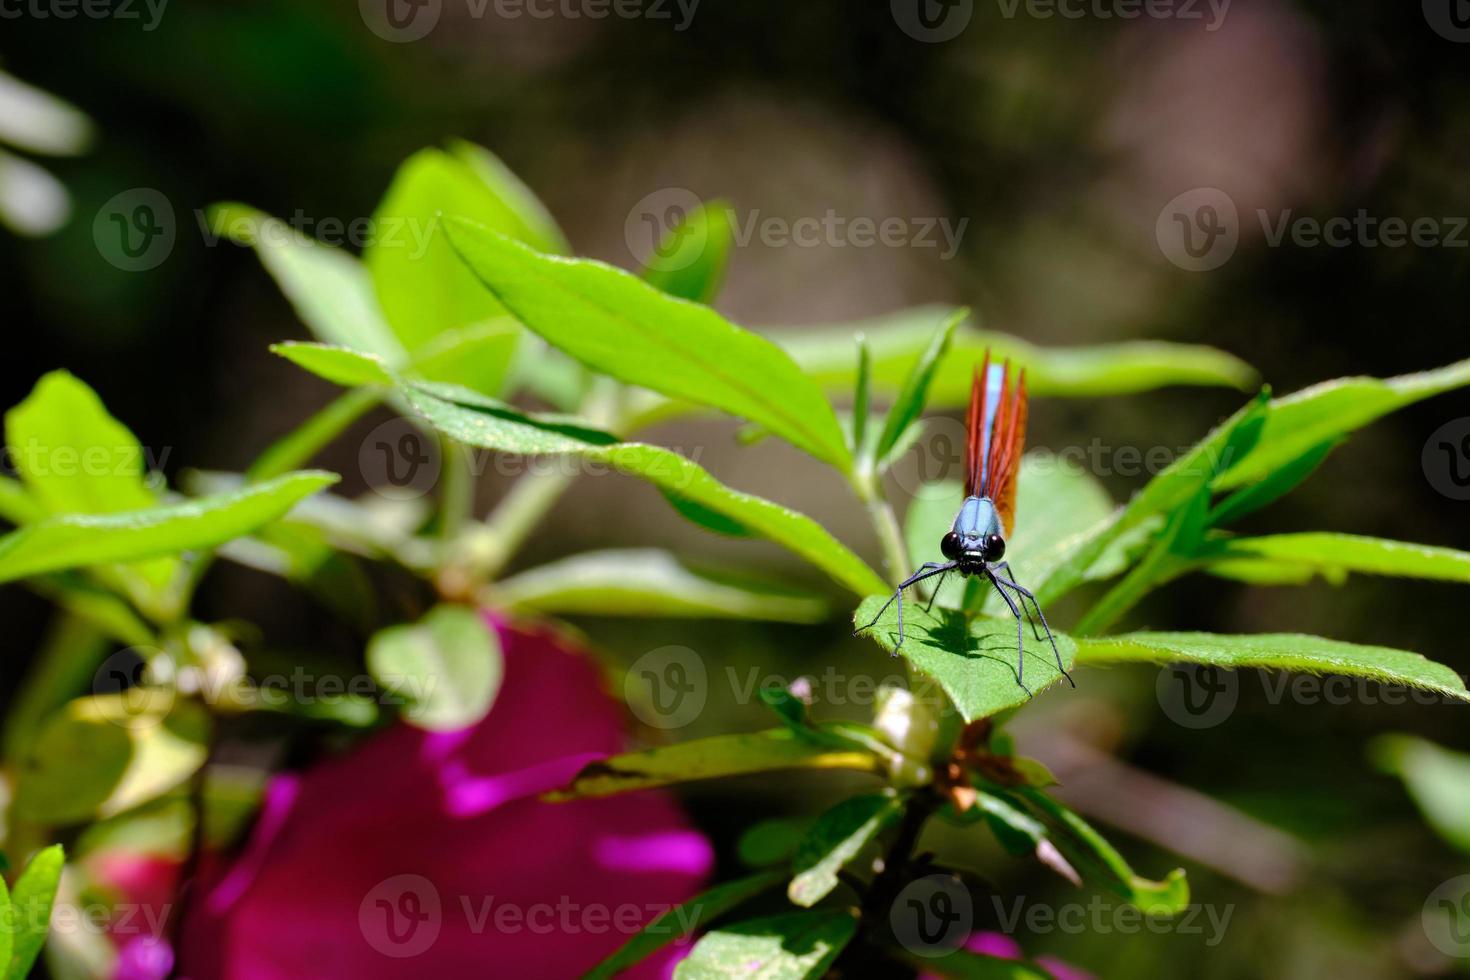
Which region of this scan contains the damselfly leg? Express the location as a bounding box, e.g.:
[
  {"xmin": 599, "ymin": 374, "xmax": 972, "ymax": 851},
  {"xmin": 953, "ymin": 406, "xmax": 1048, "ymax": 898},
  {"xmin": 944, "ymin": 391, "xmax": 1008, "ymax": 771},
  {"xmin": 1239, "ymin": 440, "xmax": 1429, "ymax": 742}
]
[
  {"xmin": 990, "ymin": 563, "xmax": 1075, "ymax": 689},
  {"xmin": 854, "ymin": 561, "xmax": 956, "ymax": 653}
]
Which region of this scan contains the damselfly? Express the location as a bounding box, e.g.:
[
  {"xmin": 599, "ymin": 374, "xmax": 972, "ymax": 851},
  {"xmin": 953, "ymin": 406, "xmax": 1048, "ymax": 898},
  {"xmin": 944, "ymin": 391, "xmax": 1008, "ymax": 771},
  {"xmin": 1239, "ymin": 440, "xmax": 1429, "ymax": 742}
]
[{"xmin": 856, "ymin": 352, "xmax": 1075, "ymax": 697}]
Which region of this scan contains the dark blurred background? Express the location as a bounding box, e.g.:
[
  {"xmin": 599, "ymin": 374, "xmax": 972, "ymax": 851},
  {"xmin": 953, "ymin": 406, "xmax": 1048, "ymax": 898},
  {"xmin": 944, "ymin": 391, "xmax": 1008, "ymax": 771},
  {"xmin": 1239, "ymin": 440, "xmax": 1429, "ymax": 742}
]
[{"xmin": 3, "ymin": 0, "xmax": 1470, "ymax": 975}]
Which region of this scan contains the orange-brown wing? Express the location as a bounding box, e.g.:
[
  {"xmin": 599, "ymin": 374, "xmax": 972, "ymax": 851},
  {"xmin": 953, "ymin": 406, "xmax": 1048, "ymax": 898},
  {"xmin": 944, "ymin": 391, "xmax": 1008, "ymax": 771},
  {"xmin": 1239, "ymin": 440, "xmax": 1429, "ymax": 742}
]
[
  {"xmin": 991, "ymin": 369, "xmax": 1028, "ymax": 536},
  {"xmin": 963, "ymin": 351, "xmax": 990, "ymax": 497}
]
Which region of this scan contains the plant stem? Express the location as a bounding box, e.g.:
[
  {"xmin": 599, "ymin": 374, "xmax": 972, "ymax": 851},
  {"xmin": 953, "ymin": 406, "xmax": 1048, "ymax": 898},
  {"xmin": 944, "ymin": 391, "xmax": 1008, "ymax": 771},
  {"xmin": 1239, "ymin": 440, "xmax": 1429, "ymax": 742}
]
[
  {"xmin": 465, "ymin": 469, "xmax": 576, "ymax": 580},
  {"xmin": 246, "ymin": 388, "xmax": 379, "ymax": 482}
]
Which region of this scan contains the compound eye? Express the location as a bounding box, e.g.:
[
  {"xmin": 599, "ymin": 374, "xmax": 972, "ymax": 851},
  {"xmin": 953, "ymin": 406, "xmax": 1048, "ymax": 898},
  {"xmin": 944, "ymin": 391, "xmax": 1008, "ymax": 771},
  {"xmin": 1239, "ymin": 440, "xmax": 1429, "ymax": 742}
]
[
  {"xmin": 940, "ymin": 532, "xmax": 962, "ymax": 560},
  {"xmin": 984, "ymin": 534, "xmax": 1006, "ymax": 561}
]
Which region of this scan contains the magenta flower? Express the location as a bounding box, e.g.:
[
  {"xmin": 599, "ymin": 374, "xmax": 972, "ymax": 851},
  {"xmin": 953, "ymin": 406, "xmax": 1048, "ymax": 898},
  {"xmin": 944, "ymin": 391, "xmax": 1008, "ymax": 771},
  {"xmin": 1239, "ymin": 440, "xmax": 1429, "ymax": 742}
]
[{"xmin": 167, "ymin": 615, "xmax": 711, "ymax": 979}]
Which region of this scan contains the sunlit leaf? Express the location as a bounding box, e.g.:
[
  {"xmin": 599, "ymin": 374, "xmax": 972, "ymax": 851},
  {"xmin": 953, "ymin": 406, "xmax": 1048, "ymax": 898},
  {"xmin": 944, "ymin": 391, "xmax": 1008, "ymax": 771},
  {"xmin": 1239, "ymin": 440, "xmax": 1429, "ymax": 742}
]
[
  {"xmin": 1203, "ymin": 533, "xmax": 1470, "ymax": 588},
  {"xmin": 788, "ymin": 793, "xmax": 904, "ymax": 907},
  {"xmin": 0, "ymin": 472, "xmax": 338, "ymax": 584},
  {"xmin": 491, "ymin": 549, "xmax": 827, "ymax": 623},
  {"xmin": 407, "ymin": 387, "xmax": 886, "ymax": 597},
  {"xmin": 852, "ymin": 600, "xmax": 1076, "ymax": 722},
  {"xmin": 1073, "ymin": 631, "xmax": 1470, "ymax": 703},
  {"xmin": 674, "ymin": 910, "xmax": 857, "ymax": 980},
  {"xmin": 546, "ymin": 729, "xmax": 881, "ymax": 801},
  {"xmin": 6, "ymin": 370, "xmax": 157, "ymax": 515},
  {"xmin": 270, "ymin": 342, "xmax": 395, "ymax": 387},
  {"xmin": 775, "ymin": 307, "xmax": 1255, "ymax": 402},
  {"xmin": 874, "ymin": 309, "xmax": 964, "ymax": 465},
  {"xmin": 586, "ymin": 870, "xmax": 785, "ymax": 980},
  {"xmin": 443, "ymin": 218, "xmax": 851, "ymax": 468},
  {"xmin": 3, "ymin": 844, "xmax": 64, "ymax": 980}
]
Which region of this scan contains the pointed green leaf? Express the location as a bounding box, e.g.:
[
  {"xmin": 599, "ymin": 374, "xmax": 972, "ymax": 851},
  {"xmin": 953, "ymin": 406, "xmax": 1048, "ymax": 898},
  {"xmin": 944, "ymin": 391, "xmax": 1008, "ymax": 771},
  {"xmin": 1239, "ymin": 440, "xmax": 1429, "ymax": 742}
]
[
  {"xmin": 776, "ymin": 307, "xmax": 1256, "ymax": 402},
  {"xmin": 492, "ymin": 549, "xmax": 827, "ymax": 623},
  {"xmin": 6, "ymin": 370, "xmax": 157, "ymax": 515},
  {"xmin": 443, "ymin": 218, "xmax": 850, "ymax": 468},
  {"xmin": 546, "ymin": 729, "xmax": 881, "ymax": 801},
  {"xmin": 0, "ymin": 472, "xmax": 338, "ymax": 584},
  {"xmin": 641, "ymin": 199, "xmax": 733, "ymax": 304},
  {"xmin": 364, "ymin": 143, "xmax": 565, "ymax": 393},
  {"xmin": 852, "ymin": 600, "xmax": 1076, "ymax": 722},
  {"xmin": 1205, "ymin": 533, "xmax": 1470, "ymax": 587},
  {"xmin": 207, "ymin": 203, "xmax": 406, "ymax": 360},
  {"xmin": 4, "ymin": 844, "xmax": 65, "ymax": 980},
  {"xmin": 874, "ymin": 309, "xmax": 964, "ymax": 463},
  {"xmin": 1073, "ymin": 631, "xmax": 1470, "ymax": 702},
  {"xmin": 1002, "ymin": 785, "xmax": 1189, "ymax": 915},
  {"xmin": 406, "ymin": 387, "xmax": 885, "ymax": 596},
  {"xmin": 0, "ymin": 475, "xmax": 43, "ymax": 526},
  {"xmin": 1217, "ymin": 358, "xmax": 1470, "ymax": 489},
  {"xmin": 270, "ymin": 342, "xmax": 396, "ymax": 387},
  {"xmin": 788, "ymin": 793, "xmax": 904, "ymax": 906},
  {"xmin": 586, "ymin": 870, "xmax": 785, "ymax": 980},
  {"xmin": 366, "ymin": 605, "xmax": 502, "ymax": 731},
  {"xmin": 674, "ymin": 910, "xmax": 857, "ymax": 980},
  {"xmin": 851, "ymin": 336, "xmax": 872, "ymax": 458},
  {"xmin": 1207, "ymin": 438, "xmax": 1336, "ymax": 527}
]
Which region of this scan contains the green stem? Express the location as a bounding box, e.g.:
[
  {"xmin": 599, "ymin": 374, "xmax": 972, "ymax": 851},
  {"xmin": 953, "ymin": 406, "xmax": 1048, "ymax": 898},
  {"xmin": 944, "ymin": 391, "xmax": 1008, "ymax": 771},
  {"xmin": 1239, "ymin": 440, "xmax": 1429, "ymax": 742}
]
[
  {"xmin": 465, "ymin": 469, "xmax": 576, "ymax": 581},
  {"xmin": 246, "ymin": 388, "xmax": 379, "ymax": 481}
]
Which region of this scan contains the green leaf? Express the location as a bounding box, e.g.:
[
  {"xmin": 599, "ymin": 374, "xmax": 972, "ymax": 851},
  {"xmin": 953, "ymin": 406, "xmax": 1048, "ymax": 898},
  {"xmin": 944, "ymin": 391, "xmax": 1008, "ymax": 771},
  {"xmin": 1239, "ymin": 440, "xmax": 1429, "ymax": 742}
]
[
  {"xmin": 0, "ymin": 475, "xmax": 44, "ymax": 526},
  {"xmin": 873, "ymin": 309, "xmax": 964, "ymax": 464},
  {"xmin": 586, "ymin": 870, "xmax": 785, "ymax": 980},
  {"xmin": 366, "ymin": 605, "xmax": 502, "ymax": 731},
  {"xmin": 852, "ymin": 601, "xmax": 1076, "ymax": 723},
  {"xmin": 1035, "ymin": 390, "xmax": 1270, "ymax": 607},
  {"xmin": 406, "ymin": 387, "xmax": 886, "ymax": 596},
  {"xmin": 363, "ymin": 144, "xmax": 564, "ymax": 393},
  {"xmin": 0, "ymin": 874, "xmax": 11, "ymax": 979},
  {"xmin": 738, "ymin": 819, "xmax": 809, "ymax": 868},
  {"xmin": 1006, "ymin": 786, "xmax": 1189, "ymax": 915},
  {"xmin": 545, "ymin": 729, "xmax": 881, "ymax": 801},
  {"xmin": 6, "ymin": 370, "xmax": 157, "ymax": 515},
  {"xmin": 208, "ymin": 203, "xmax": 406, "ymax": 360},
  {"xmin": 788, "ymin": 793, "xmax": 904, "ymax": 907},
  {"xmin": 1204, "ymin": 533, "xmax": 1470, "ymax": 588},
  {"xmin": 1073, "ymin": 631, "xmax": 1470, "ymax": 703},
  {"xmin": 1216, "ymin": 357, "xmax": 1470, "ymax": 489},
  {"xmin": 775, "ymin": 307, "xmax": 1256, "ymax": 403},
  {"xmin": 443, "ymin": 219, "xmax": 851, "ymax": 468},
  {"xmin": 1207, "ymin": 438, "xmax": 1336, "ymax": 527},
  {"xmin": 674, "ymin": 910, "xmax": 857, "ymax": 980},
  {"xmin": 446, "ymin": 139, "xmax": 569, "ymax": 255},
  {"xmin": 270, "ymin": 342, "xmax": 396, "ymax": 387},
  {"xmin": 640, "ymin": 199, "xmax": 733, "ymax": 304},
  {"xmin": 850, "ymin": 337, "xmax": 872, "ymax": 457},
  {"xmin": 2, "ymin": 615, "xmax": 113, "ymax": 761},
  {"xmin": 1371, "ymin": 735, "xmax": 1470, "ymax": 856},
  {"xmin": 0, "ymin": 472, "xmax": 338, "ymax": 584},
  {"xmin": 245, "ymin": 388, "xmax": 380, "ymax": 482},
  {"xmin": 491, "ymin": 549, "xmax": 827, "ymax": 623},
  {"xmin": 13, "ymin": 693, "xmax": 210, "ymax": 824},
  {"xmin": 4, "ymin": 844, "xmax": 65, "ymax": 980}
]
